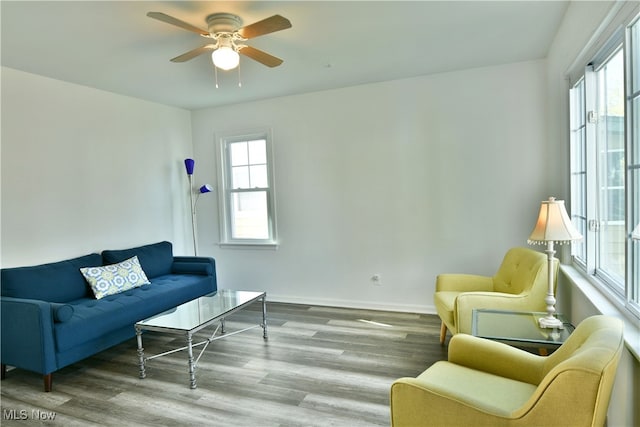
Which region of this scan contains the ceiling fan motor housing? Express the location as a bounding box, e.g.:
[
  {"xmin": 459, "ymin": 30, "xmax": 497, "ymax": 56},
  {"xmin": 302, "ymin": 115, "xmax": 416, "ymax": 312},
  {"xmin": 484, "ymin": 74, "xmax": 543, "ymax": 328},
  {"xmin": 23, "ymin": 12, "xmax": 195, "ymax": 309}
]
[{"xmin": 206, "ymin": 13, "xmax": 242, "ymax": 34}]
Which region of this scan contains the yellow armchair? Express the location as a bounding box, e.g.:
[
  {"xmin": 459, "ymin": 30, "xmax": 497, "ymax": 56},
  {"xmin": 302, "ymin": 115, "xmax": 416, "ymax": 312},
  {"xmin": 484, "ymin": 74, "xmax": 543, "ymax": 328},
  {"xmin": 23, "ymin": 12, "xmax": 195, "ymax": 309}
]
[
  {"xmin": 390, "ymin": 315, "xmax": 624, "ymax": 427},
  {"xmin": 434, "ymin": 247, "xmax": 554, "ymax": 344}
]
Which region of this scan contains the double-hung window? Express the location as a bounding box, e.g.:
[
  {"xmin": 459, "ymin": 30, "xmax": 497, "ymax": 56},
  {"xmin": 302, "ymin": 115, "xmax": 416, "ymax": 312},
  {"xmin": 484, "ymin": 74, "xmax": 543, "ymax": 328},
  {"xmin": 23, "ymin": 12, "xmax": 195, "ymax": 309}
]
[
  {"xmin": 569, "ymin": 13, "xmax": 640, "ymax": 318},
  {"xmin": 217, "ymin": 129, "xmax": 277, "ymax": 246},
  {"xmin": 630, "ymin": 17, "xmax": 640, "ymax": 304}
]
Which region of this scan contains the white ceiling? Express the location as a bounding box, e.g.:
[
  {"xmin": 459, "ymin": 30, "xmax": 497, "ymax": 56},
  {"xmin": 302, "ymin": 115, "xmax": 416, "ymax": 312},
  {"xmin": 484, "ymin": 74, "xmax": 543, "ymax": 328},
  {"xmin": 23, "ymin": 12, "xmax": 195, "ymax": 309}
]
[{"xmin": 1, "ymin": 1, "xmax": 569, "ymax": 110}]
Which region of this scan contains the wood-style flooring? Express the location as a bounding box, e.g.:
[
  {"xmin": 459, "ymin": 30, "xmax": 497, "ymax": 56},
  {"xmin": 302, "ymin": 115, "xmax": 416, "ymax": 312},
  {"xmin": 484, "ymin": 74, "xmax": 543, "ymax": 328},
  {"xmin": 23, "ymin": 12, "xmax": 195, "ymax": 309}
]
[{"xmin": 1, "ymin": 302, "xmax": 447, "ymax": 426}]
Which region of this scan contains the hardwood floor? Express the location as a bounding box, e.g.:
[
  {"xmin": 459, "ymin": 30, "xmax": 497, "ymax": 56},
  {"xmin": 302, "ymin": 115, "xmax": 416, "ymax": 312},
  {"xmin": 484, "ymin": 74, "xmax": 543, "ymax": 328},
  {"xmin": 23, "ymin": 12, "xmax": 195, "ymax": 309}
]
[{"xmin": 1, "ymin": 302, "xmax": 447, "ymax": 426}]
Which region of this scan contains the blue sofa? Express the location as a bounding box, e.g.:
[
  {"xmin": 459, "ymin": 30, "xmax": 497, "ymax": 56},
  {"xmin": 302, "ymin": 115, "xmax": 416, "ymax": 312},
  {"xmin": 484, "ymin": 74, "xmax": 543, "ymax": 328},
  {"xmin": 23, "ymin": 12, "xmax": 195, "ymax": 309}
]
[{"xmin": 1, "ymin": 241, "xmax": 216, "ymax": 391}]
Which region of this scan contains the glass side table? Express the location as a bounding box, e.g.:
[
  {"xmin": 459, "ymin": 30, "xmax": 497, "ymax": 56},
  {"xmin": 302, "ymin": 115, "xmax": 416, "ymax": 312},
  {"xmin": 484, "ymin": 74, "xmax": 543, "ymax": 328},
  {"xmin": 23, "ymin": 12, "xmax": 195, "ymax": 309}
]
[{"xmin": 472, "ymin": 309, "xmax": 575, "ymax": 355}]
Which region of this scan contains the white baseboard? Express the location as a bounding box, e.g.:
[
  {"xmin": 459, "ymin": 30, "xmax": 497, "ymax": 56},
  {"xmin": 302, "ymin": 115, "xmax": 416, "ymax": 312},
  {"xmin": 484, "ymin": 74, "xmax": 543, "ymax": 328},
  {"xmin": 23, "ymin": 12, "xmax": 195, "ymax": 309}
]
[{"xmin": 265, "ymin": 293, "xmax": 437, "ymax": 315}]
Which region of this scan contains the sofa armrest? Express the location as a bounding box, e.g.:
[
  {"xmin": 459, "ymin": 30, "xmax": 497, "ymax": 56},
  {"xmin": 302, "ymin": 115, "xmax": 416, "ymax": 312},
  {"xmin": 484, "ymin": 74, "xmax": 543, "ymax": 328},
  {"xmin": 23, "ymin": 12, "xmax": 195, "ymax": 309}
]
[
  {"xmin": 448, "ymin": 334, "xmax": 544, "ymax": 385},
  {"xmin": 0, "ymin": 297, "xmax": 58, "ymax": 375},
  {"xmin": 435, "ymin": 274, "xmax": 493, "ymax": 293},
  {"xmin": 50, "ymin": 303, "xmax": 74, "ymax": 323},
  {"xmin": 172, "ymin": 256, "xmax": 216, "ymax": 276}
]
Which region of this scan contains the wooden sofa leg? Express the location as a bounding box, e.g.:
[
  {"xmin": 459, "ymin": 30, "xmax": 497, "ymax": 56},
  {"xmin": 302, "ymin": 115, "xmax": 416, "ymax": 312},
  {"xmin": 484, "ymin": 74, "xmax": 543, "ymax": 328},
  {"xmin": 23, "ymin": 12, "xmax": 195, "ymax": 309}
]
[
  {"xmin": 1, "ymin": 366, "xmax": 52, "ymax": 391},
  {"xmin": 43, "ymin": 373, "xmax": 52, "ymax": 392},
  {"xmin": 440, "ymin": 322, "xmax": 447, "ymax": 345}
]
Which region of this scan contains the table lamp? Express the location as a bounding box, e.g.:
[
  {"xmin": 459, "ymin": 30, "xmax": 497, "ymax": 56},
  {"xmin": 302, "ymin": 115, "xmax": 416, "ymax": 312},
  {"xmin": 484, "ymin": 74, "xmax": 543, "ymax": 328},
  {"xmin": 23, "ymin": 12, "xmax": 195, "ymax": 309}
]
[{"xmin": 528, "ymin": 197, "xmax": 583, "ymax": 329}]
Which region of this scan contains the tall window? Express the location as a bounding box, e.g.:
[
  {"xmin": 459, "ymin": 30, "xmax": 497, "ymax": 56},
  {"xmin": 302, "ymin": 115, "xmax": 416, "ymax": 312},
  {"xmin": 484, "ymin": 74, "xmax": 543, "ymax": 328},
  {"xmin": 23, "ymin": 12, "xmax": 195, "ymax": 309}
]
[
  {"xmin": 570, "ymin": 78, "xmax": 587, "ymax": 265},
  {"xmin": 217, "ymin": 129, "xmax": 277, "ymax": 246},
  {"xmin": 630, "ymin": 18, "xmax": 640, "ymax": 304},
  {"xmin": 597, "ymin": 48, "xmax": 625, "ymax": 290},
  {"xmin": 569, "ymin": 15, "xmax": 640, "ymax": 318}
]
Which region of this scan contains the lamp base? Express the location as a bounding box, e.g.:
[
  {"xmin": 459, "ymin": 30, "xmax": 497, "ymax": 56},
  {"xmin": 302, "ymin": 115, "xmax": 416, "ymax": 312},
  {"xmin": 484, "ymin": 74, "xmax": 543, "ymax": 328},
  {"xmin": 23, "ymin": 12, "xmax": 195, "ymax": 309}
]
[{"xmin": 538, "ymin": 315, "xmax": 564, "ymax": 329}]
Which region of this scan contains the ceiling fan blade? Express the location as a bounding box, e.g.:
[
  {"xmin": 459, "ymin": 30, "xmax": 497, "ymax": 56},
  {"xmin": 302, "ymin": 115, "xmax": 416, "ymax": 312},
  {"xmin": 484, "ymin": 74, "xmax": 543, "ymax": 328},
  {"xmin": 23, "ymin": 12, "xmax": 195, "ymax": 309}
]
[
  {"xmin": 237, "ymin": 15, "xmax": 291, "ymax": 39},
  {"xmin": 171, "ymin": 44, "xmax": 215, "ymax": 62},
  {"xmin": 239, "ymin": 46, "xmax": 284, "ymax": 68},
  {"xmin": 147, "ymin": 12, "xmax": 209, "ymax": 36}
]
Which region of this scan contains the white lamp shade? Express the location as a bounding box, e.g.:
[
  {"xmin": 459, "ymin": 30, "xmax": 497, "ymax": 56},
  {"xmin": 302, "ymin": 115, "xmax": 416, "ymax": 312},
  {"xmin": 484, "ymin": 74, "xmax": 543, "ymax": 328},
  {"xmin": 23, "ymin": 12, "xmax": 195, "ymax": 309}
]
[
  {"xmin": 212, "ymin": 47, "xmax": 239, "ymax": 70},
  {"xmin": 632, "ymin": 222, "xmax": 640, "ymax": 240},
  {"xmin": 528, "ymin": 197, "xmax": 583, "ymax": 244}
]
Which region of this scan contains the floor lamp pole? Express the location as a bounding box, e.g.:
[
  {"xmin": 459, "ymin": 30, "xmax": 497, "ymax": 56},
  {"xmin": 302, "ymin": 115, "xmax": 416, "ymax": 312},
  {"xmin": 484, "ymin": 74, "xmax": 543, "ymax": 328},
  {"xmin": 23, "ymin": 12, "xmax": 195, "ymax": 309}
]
[{"xmin": 188, "ymin": 174, "xmax": 198, "ymax": 256}]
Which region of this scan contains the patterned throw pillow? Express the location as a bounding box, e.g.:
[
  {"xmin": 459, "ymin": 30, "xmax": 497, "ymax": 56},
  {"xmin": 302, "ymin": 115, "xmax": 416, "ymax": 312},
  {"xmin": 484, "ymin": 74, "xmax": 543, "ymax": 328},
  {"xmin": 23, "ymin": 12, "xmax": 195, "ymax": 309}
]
[{"xmin": 80, "ymin": 256, "xmax": 150, "ymax": 299}]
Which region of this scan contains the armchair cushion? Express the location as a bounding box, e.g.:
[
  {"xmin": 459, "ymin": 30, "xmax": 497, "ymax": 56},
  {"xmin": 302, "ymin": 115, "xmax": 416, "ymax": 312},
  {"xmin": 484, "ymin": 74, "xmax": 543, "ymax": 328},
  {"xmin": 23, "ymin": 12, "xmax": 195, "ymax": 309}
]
[
  {"xmin": 493, "ymin": 248, "xmax": 550, "ymax": 295},
  {"xmin": 402, "ymin": 363, "xmax": 537, "ymax": 417}
]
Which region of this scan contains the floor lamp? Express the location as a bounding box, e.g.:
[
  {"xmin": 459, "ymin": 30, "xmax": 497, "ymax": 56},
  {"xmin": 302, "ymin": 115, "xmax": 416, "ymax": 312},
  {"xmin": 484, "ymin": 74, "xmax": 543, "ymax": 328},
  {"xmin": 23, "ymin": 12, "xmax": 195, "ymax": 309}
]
[
  {"xmin": 528, "ymin": 197, "xmax": 583, "ymax": 329},
  {"xmin": 184, "ymin": 158, "xmax": 213, "ymax": 256}
]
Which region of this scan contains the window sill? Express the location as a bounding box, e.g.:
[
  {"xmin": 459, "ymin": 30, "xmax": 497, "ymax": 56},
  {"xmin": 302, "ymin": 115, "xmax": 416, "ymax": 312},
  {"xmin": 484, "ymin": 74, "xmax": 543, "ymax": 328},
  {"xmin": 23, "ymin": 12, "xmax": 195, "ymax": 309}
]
[
  {"xmin": 560, "ymin": 264, "xmax": 640, "ymax": 361},
  {"xmin": 218, "ymin": 242, "xmax": 279, "ymax": 250}
]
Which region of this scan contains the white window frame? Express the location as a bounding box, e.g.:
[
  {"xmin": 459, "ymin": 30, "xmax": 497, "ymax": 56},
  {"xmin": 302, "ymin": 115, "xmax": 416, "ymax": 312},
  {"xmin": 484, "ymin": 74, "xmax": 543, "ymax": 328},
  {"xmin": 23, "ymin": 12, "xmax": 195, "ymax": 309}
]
[
  {"xmin": 628, "ymin": 14, "xmax": 640, "ymax": 307},
  {"xmin": 216, "ymin": 128, "xmax": 278, "ymax": 248},
  {"xmin": 568, "ymin": 10, "xmax": 640, "ymax": 321}
]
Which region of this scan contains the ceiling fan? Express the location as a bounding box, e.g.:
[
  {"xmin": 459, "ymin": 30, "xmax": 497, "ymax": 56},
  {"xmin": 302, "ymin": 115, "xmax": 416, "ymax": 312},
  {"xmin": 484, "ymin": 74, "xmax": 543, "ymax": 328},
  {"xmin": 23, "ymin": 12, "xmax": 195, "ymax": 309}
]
[{"xmin": 147, "ymin": 11, "xmax": 292, "ymax": 70}]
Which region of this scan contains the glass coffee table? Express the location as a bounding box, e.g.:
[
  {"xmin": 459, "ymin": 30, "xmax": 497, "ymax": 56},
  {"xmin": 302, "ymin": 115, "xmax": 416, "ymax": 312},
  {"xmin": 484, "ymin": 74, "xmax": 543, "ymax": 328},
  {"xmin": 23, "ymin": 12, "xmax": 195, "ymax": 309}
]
[
  {"xmin": 135, "ymin": 289, "xmax": 267, "ymax": 389},
  {"xmin": 472, "ymin": 309, "xmax": 574, "ymax": 354}
]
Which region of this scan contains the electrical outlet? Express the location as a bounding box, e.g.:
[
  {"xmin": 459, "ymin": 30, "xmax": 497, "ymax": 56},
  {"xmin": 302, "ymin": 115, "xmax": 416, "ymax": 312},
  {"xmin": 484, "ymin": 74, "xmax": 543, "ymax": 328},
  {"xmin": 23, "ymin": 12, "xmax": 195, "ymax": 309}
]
[{"xmin": 371, "ymin": 274, "xmax": 382, "ymax": 286}]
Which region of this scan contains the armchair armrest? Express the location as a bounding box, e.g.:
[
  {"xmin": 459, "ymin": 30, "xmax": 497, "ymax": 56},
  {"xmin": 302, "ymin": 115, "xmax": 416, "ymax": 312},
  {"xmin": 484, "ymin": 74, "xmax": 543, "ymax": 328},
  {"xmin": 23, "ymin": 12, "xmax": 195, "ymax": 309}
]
[
  {"xmin": 448, "ymin": 334, "xmax": 544, "ymax": 385},
  {"xmin": 0, "ymin": 297, "xmax": 58, "ymax": 375},
  {"xmin": 455, "ymin": 291, "xmax": 538, "ymax": 334},
  {"xmin": 435, "ymin": 274, "xmax": 493, "ymax": 293}
]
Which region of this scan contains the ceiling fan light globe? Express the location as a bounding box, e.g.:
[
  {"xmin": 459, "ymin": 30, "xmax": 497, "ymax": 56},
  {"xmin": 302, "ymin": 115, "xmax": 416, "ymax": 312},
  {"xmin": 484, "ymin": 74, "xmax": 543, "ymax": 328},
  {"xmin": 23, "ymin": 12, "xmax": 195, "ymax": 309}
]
[{"xmin": 212, "ymin": 47, "xmax": 239, "ymax": 70}]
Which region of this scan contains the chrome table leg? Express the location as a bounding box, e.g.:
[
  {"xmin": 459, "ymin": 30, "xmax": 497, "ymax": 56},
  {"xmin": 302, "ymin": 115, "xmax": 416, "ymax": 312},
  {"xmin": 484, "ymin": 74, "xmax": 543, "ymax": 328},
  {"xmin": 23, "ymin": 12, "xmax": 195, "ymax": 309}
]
[
  {"xmin": 262, "ymin": 294, "xmax": 268, "ymax": 339},
  {"xmin": 187, "ymin": 332, "xmax": 197, "ymax": 389},
  {"xmin": 135, "ymin": 326, "xmax": 146, "ymax": 379}
]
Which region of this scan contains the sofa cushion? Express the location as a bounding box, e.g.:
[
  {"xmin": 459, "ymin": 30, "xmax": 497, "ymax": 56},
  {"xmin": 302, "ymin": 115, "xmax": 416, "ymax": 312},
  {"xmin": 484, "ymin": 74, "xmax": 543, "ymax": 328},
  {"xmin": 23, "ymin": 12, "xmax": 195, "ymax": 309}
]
[
  {"xmin": 54, "ymin": 274, "xmax": 213, "ymax": 352},
  {"xmin": 1, "ymin": 254, "xmax": 102, "ymax": 303},
  {"xmin": 80, "ymin": 256, "xmax": 151, "ymax": 299},
  {"xmin": 102, "ymin": 241, "xmax": 173, "ymax": 279}
]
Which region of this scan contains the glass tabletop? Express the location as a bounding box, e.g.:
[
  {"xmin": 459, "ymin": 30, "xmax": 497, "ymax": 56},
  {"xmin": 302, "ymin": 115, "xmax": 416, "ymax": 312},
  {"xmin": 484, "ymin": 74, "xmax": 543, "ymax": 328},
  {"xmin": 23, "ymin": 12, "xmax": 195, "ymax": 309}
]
[
  {"xmin": 136, "ymin": 289, "xmax": 265, "ymax": 332},
  {"xmin": 472, "ymin": 309, "xmax": 574, "ymax": 346}
]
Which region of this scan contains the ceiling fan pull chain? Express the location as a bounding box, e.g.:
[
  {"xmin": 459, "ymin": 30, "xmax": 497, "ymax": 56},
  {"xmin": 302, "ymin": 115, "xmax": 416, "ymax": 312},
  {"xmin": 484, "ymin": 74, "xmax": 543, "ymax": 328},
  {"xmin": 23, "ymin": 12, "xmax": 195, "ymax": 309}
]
[
  {"xmin": 237, "ymin": 62, "xmax": 242, "ymax": 88},
  {"xmin": 214, "ymin": 65, "xmax": 219, "ymax": 89}
]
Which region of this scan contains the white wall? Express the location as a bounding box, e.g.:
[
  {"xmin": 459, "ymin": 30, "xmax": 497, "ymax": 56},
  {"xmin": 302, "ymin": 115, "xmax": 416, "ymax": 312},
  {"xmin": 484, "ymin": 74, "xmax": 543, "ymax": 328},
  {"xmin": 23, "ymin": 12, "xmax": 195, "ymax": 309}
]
[
  {"xmin": 191, "ymin": 60, "xmax": 549, "ymax": 312},
  {"xmin": 0, "ymin": 67, "xmax": 194, "ymax": 267}
]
